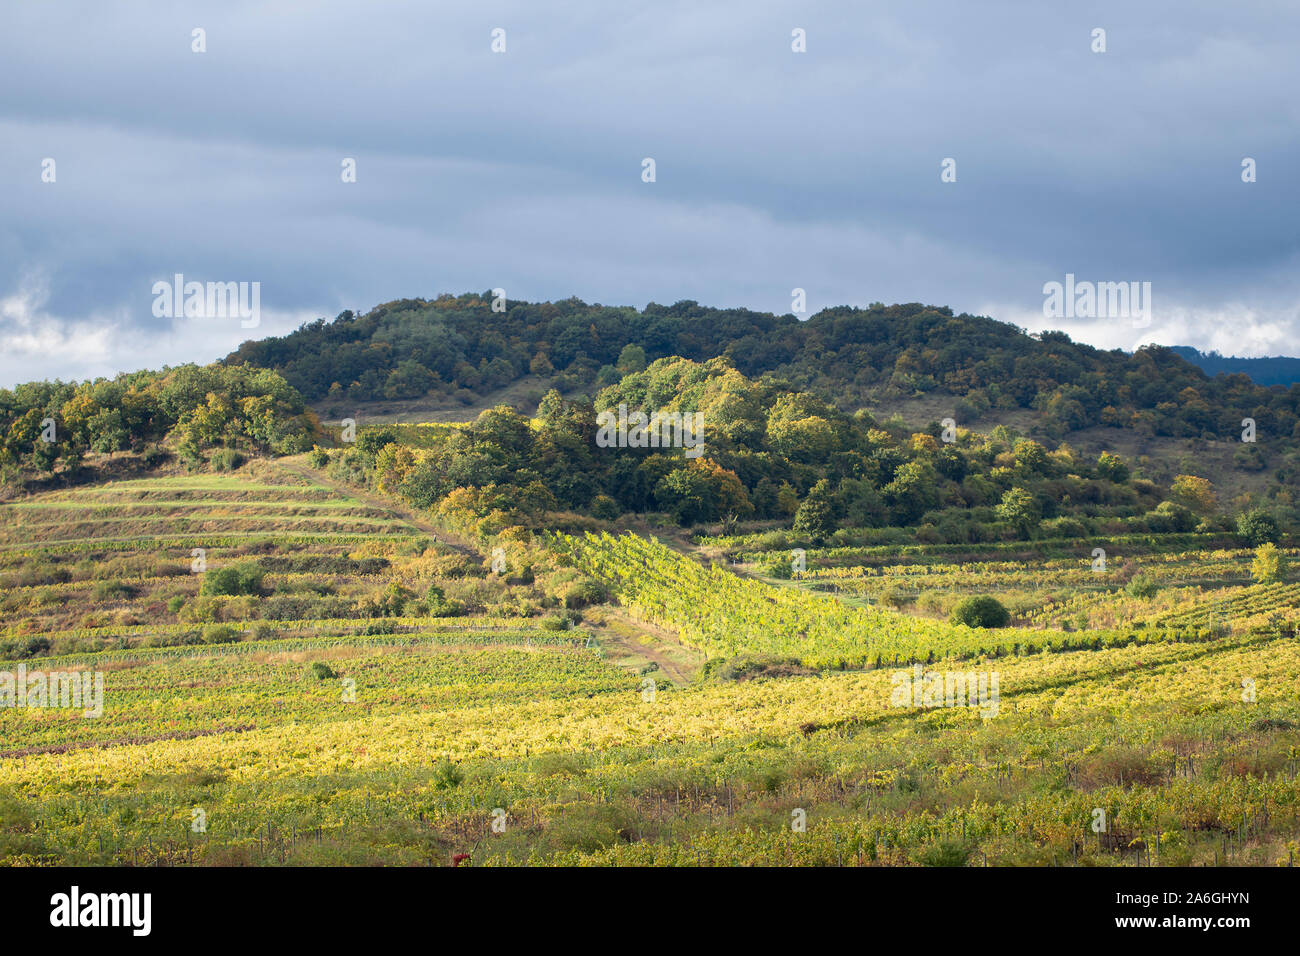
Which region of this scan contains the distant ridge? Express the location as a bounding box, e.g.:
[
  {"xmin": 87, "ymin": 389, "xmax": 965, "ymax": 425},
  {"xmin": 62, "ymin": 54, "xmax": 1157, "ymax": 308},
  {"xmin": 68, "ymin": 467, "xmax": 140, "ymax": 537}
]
[{"xmin": 1171, "ymin": 346, "xmax": 1300, "ymax": 388}]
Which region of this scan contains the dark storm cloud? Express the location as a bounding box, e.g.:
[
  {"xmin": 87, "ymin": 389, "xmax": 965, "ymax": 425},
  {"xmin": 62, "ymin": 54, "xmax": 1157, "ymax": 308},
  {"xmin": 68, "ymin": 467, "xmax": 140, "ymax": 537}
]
[{"xmin": 1, "ymin": 0, "xmax": 1297, "ymax": 385}]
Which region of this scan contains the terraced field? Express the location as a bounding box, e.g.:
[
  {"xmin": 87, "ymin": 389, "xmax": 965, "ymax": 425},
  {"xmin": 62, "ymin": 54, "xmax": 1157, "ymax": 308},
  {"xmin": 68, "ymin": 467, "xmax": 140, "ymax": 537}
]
[{"xmin": 0, "ymin": 462, "xmax": 475, "ymax": 658}]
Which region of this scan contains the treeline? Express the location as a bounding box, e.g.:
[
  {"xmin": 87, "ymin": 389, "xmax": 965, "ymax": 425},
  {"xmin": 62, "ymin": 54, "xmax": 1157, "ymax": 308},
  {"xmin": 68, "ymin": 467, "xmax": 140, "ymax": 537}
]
[
  {"xmin": 225, "ymin": 293, "xmax": 1300, "ymax": 440},
  {"xmin": 321, "ymin": 356, "xmax": 1255, "ymax": 544},
  {"xmin": 0, "ymin": 364, "xmax": 319, "ymax": 485},
  {"xmin": 1171, "ymin": 347, "xmax": 1300, "ymax": 389}
]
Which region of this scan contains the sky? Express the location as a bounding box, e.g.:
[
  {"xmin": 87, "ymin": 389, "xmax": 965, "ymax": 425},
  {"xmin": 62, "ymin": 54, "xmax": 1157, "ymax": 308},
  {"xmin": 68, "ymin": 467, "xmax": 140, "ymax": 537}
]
[{"xmin": 1, "ymin": 0, "xmax": 1298, "ymax": 387}]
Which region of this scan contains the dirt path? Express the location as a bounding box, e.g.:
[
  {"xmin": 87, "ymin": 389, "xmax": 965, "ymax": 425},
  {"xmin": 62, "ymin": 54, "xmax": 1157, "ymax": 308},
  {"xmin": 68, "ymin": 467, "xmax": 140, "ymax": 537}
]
[
  {"xmin": 273, "ymin": 458, "xmax": 481, "ymax": 558},
  {"xmin": 583, "ymin": 607, "xmax": 704, "ymax": 684}
]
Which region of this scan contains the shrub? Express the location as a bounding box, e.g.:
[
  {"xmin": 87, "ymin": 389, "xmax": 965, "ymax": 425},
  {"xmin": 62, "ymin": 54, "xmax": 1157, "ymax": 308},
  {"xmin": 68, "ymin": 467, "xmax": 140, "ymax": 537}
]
[
  {"xmin": 201, "ymin": 624, "xmax": 240, "ymax": 645},
  {"xmin": 307, "ymin": 661, "xmax": 337, "ymax": 680},
  {"xmin": 590, "ymin": 494, "xmax": 620, "ymax": 521},
  {"xmin": 142, "ymin": 445, "xmax": 170, "ymax": 468},
  {"xmin": 1238, "ymin": 509, "xmax": 1281, "ymax": 546},
  {"xmin": 210, "ymin": 448, "xmax": 245, "ymax": 472},
  {"xmin": 200, "ymin": 562, "xmax": 264, "ymax": 597},
  {"xmin": 1251, "ymin": 542, "xmax": 1287, "ymax": 584},
  {"xmin": 308, "ymin": 446, "xmax": 330, "ymax": 469},
  {"xmin": 93, "ymin": 580, "xmax": 135, "ymax": 601},
  {"xmin": 560, "ymin": 577, "xmax": 606, "ymax": 609},
  {"xmin": 1125, "ymin": 574, "xmax": 1158, "ymax": 599},
  {"xmin": 431, "ymin": 760, "xmax": 464, "ymax": 790},
  {"xmin": 950, "ymin": 596, "xmax": 1010, "ymax": 629},
  {"xmin": 916, "ymin": 840, "xmax": 973, "ymax": 867}
]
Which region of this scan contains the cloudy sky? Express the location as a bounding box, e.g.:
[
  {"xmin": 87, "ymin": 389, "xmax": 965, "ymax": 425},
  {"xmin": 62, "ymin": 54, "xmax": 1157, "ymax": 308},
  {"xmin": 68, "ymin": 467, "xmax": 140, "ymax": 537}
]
[{"xmin": 2, "ymin": 1, "xmax": 1297, "ymax": 387}]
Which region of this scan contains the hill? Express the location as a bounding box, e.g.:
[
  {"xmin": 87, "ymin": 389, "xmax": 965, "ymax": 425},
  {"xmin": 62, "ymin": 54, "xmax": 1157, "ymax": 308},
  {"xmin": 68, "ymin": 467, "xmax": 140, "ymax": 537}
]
[
  {"xmin": 224, "ymin": 294, "xmax": 1300, "ymax": 445},
  {"xmin": 1172, "ymin": 346, "xmax": 1300, "ymax": 388}
]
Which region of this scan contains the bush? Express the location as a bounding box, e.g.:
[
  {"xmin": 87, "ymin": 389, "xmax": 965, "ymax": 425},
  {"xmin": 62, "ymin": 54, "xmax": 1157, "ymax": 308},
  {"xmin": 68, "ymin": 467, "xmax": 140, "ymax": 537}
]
[
  {"xmin": 1251, "ymin": 542, "xmax": 1287, "ymax": 584},
  {"xmin": 950, "ymin": 596, "xmax": 1010, "ymax": 628},
  {"xmin": 93, "ymin": 580, "xmax": 135, "ymax": 601},
  {"xmin": 200, "ymin": 562, "xmax": 264, "ymax": 597},
  {"xmin": 916, "ymin": 840, "xmax": 973, "ymax": 867},
  {"xmin": 1238, "ymin": 509, "xmax": 1281, "ymax": 546},
  {"xmin": 308, "ymin": 446, "xmax": 330, "ymax": 469},
  {"xmin": 4, "ymin": 636, "xmax": 52, "ymax": 659},
  {"xmin": 1125, "ymin": 574, "xmax": 1158, "ymax": 599},
  {"xmin": 142, "ymin": 445, "xmax": 171, "ymax": 468},
  {"xmin": 590, "ymin": 494, "xmax": 620, "ymax": 521},
  {"xmin": 560, "ymin": 577, "xmax": 606, "ymax": 609},
  {"xmin": 307, "ymin": 661, "xmax": 337, "ymax": 680},
  {"xmin": 201, "ymin": 624, "xmax": 240, "ymax": 645},
  {"xmin": 432, "ymin": 760, "xmax": 464, "ymax": 790},
  {"xmin": 210, "ymin": 448, "xmax": 245, "ymax": 472}
]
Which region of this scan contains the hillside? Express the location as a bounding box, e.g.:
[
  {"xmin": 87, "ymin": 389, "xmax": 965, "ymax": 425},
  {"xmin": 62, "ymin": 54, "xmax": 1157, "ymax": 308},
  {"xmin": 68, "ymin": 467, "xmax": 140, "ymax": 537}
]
[
  {"xmin": 5, "ymin": 456, "xmax": 1300, "ymax": 867},
  {"xmin": 3, "ymin": 294, "xmax": 1299, "ymax": 871},
  {"xmin": 1172, "ymin": 347, "xmax": 1300, "ymax": 389},
  {"xmin": 224, "ymin": 295, "xmax": 1300, "ymax": 445}
]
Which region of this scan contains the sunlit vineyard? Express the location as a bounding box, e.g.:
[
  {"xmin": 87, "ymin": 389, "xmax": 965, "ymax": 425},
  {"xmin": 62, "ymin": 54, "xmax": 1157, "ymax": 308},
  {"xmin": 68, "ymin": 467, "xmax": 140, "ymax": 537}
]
[
  {"xmin": 3, "ymin": 461, "xmax": 1299, "ymax": 867},
  {"xmin": 555, "ymin": 531, "xmax": 1218, "ymax": 668}
]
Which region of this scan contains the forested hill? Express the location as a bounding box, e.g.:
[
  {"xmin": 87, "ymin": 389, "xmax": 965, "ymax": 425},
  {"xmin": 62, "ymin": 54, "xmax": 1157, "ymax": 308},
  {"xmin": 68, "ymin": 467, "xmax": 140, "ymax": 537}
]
[
  {"xmin": 224, "ymin": 294, "xmax": 1300, "ymax": 441},
  {"xmin": 1171, "ymin": 346, "xmax": 1300, "ymax": 389}
]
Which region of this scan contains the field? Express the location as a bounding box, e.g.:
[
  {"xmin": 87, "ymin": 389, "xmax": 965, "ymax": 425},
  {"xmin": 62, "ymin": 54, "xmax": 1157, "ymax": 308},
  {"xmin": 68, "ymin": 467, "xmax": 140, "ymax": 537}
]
[{"xmin": 3, "ymin": 462, "xmax": 1300, "ymax": 866}]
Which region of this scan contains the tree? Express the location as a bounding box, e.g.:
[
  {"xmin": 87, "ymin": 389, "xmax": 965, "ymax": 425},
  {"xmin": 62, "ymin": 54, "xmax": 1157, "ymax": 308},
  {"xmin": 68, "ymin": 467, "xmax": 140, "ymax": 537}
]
[
  {"xmin": 882, "ymin": 460, "xmax": 940, "ymax": 525},
  {"xmin": 793, "ymin": 479, "xmax": 837, "ymax": 539},
  {"xmin": 616, "ymin": 345, "xmax": 647, "ymax": 375},
  {"xmin": 1252, "ymin": 542, "xmax": 1287, "ymax": 584},
  {"xmin": 1012, "ymin": 438, "xmax": 1049, "ymax": 475},
  {"xmin": 996, "ymin": 487, "xmax": 1040, "ymax": 537},
  {"xmin": 950, "ymin": 596, "xmax": 1010, "ymax": 628},
  {"xmin": 1096, "ymin": 451, "xmax": 1130, "ymax": 483},
  {"xmin": 1170, "ymin": 474, "xmax": 1216, "ymax": 515},
  {"xmin": 1238, "ymin": 509, "xmax": 1281, "ymax": 546}
]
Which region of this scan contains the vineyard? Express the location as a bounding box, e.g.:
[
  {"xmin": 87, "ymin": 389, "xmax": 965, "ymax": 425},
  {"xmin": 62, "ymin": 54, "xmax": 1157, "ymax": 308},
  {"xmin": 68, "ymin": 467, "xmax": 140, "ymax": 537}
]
[
  {"xmin": 2, "ymin": 461, "xmax": 1299, "ymax": 866},
  {"xmin": 554, "ymin": 531, "xmax": 1217, "ymax": 668}
]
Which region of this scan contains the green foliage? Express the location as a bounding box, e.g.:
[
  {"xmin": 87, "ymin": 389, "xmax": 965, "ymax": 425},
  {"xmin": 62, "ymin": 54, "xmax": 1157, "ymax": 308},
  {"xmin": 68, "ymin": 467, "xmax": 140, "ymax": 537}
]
[
  {"xmin": 1096, "ymin": 451, "xmax": 1130, "ymax": 483},
  {"xmin": 307, "ymin": 661, "xmax": 337, "ymax": 680},
  {"xmin": 210, "ymin": 448, "xmax": 245, "ymax": 472},
  {"xmin": 0, "ymin": 362, "xmax": 317, "ymax": 483},
  {"xmin": 996, "ymin": 487, "xmax": 1040, "ymax": 537},
  {"xmin": 793, "ymin": 479, "xmax": 837, "ymax": 540},
  {"xmin": 1125, "ymin": 574, "xmax": 1159, "ymax": 599},
  {"xmin": 93, "ymin": 580, "xmax": 135, "ymax": 601},
  {"xmin": 1238, "ymin": 509, "xmax": 1281, "ymax": 546},
  {"xmin": 432, "ymin": 760, "xmax": 464, "ymax": 790},
  {"xmin": 916, "ymin": 840, "xmax": 973, "ymax": 867},
  {"xmin": 200, "ymin": 563, "xmax": 265, "ymax": 598},
  {"xmin": 201, "ymin": 624, "xmax": 240, "ymax": 645},
  {"xmin": 949, "ymin": 596, "xmax": 1010, "ymax": 629},
  {"xmin": 1251, "ymin": 543, "xmax": 1286, "ymax": 585}
]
